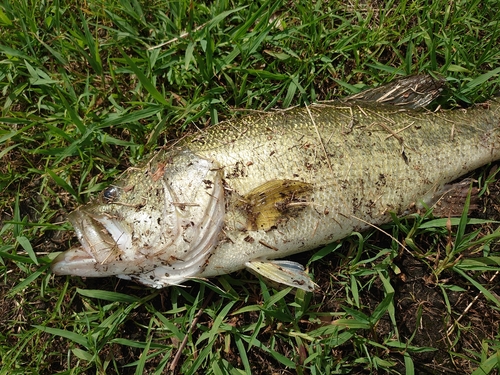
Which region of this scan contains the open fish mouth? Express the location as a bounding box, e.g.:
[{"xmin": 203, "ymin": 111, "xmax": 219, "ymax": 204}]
[{"xmin": 51, "ymin": 208, "xmax": 134, "ymax": 277}]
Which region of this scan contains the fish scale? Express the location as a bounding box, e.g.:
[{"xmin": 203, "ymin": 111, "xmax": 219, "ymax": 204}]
[{"xmin": 51, "ymin": 76, "xmax": 500, "ymax": 291}]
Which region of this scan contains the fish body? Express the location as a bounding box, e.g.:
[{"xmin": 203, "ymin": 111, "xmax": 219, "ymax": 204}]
[{"xmin": 52, "ymin": 77, "xmax": 500, "ymax": 290}]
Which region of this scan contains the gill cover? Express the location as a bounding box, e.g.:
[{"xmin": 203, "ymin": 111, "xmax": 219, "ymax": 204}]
[{"xmin": 51, "ymin": 149, "xmax": 225, "ymax": 288}]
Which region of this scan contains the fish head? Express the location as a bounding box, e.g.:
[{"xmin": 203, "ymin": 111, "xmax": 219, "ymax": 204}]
[{"xmin": 51, "ymin": 150, "xmax": 226, "ymax": 288}]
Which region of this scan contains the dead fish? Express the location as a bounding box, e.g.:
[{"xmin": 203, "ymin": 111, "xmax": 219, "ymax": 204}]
[{"xmin": 51, "ymin": 76, "xmax": 500, "ymax": 291}]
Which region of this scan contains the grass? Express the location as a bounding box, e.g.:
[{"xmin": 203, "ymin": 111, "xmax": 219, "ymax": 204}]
[{"xmin": 1, "ymin": 0, "xmax": 500, "ymax": 373}]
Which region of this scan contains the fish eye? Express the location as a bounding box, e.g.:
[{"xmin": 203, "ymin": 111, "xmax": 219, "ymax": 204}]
[{"xmin": 102, "ymin": 186, "xmax": 118, "ymax": 202}]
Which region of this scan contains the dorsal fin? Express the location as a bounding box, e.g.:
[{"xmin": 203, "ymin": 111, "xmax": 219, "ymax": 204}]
[{"xmin": 345, "ymin": 75, "xmax": 446, "ymax": 109}]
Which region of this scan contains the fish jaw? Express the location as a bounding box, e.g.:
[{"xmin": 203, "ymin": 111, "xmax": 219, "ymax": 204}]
[
  {"xmin": 51, "ymin": 245, "xmax": 194, "ymax": 287},
  {"xmin": 51, "ymin": 246, "xmax": 98, "ymax": 276}
]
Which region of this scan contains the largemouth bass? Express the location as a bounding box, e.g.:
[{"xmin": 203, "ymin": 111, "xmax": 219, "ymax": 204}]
[{"xmin": 51, "ymin": 76, "xmax": 500, "ymax": 291}]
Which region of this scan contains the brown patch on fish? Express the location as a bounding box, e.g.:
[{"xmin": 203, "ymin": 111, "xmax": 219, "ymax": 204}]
[
  {"xmin": 151, "ymin": 163, "xmax": 166, "ymax": 182},
  {"xmin": 258, "ymin": 240, "xmax": 279, "ymax": 251}
]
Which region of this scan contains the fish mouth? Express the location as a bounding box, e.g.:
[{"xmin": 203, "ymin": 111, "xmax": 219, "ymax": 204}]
[{"xmin": 51, "ymin": 208, "xmax": 132, "ymax": 277}]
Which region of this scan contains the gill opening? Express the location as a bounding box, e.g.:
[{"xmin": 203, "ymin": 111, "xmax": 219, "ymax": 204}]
[{"xmin": 158, "ymin": 171, "xmax": 226, "ymax": 278}]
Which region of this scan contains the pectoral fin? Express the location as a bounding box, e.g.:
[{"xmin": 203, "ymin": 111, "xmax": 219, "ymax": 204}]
[
  {"xmin": 238, "ymin": 179, "xmax": 313, "ymax": 231},
  {"xmin": 245, "ymin": 260, "xmax": 316, "ymax": 292}
]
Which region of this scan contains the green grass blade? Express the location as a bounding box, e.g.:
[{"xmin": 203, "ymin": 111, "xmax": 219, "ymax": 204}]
[
  {"xmin": 16, "ymin": 236, "xmax": 38, "ymax": 265},
  {"xmin": 45, "ymin": 168, "xmax": 78, "ymax": 198},
  {"xmin": 119, "ymin": 50, "xmax": 168, "ymax": 105},
  {"xmin": 33, "ymin": 325, "xmax": 88, "ymax": 347},
  {"xmin": 80, "ymin": 13, "xmax": 103, "ymax": 75},
  {"xmin": 453, "ymin": 267, "xmax": 500, "ymax": 309},
  {"xmin": 462, "ymin": 67, "xmax": 500, "ymax": 93},
  {"xmin": 76, "ymin": 288, "xmax": 141, "ymax": 303}
]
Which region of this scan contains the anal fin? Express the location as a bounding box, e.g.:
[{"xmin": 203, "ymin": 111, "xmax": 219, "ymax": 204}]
[
  {"xmin": 424, "ymin": 178, "xmax": 479, "ymax": 217},
  {"xmin": 245, "ymin": 260, "xmax": 316, "ymax": 292}
]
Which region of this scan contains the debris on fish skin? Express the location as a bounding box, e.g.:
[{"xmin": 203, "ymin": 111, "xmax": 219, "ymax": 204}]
[{"xmin": 51, "ymin": 75, "xmax": 500, "ymax": 291}]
